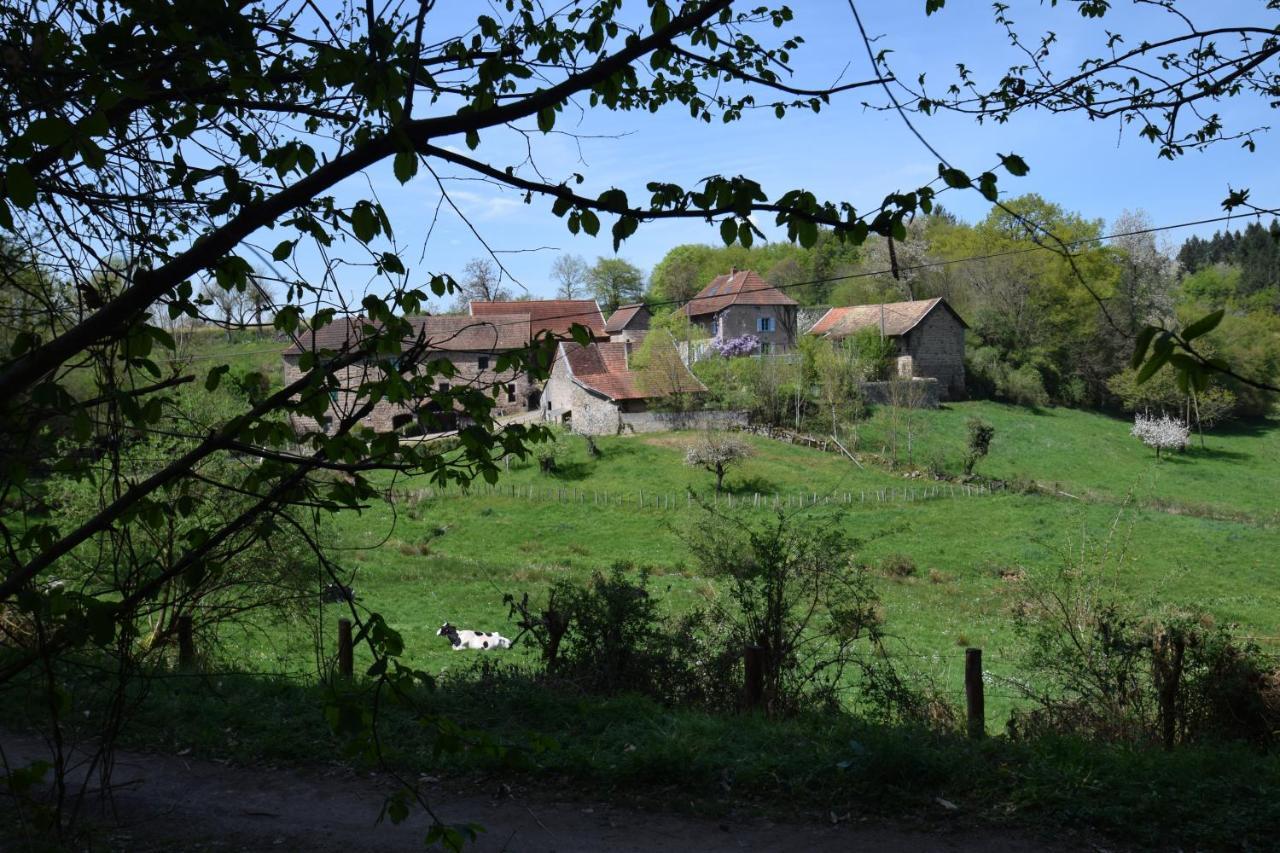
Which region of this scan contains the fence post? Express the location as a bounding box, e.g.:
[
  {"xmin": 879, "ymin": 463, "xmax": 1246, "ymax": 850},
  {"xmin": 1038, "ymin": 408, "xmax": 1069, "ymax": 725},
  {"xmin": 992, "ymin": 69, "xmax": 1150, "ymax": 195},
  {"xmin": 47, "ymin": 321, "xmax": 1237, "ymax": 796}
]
[
  {"xmin": 965, "ymin": 647, "xmax": 984, "ymax": 739},
  {"xmin": 177, "ymin": 614, "xmax": 195, "ymax": 668},
  {"xmin": 744, "ymin": 645, "xmax": 765, "ymax": 711},
  {"xmin": 338, "ymin": 618, "xmax": 354, "ymax": 680}
]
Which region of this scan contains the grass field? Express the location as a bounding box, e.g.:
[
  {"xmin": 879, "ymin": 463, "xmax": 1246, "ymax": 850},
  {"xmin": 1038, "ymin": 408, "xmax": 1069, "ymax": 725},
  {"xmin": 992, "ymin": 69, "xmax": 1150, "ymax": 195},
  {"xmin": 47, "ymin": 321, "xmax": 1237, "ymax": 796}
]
[{"xmin": 228, "ymin": 401, "xmax": 1280, "ymax": 722}]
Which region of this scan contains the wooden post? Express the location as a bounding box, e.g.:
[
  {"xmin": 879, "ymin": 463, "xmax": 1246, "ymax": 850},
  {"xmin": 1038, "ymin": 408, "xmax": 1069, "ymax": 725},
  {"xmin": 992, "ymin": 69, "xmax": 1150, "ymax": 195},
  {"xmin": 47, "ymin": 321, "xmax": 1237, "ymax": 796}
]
[
  {"xmin": 744, "ymin": 645, "xmax": 765, "ymax": 711},
  {"xmin": 965, "ymin": 647, "xmax": 984, "ymax": 739},
  {"xmin": 338, "ymin": 618, "xmax": 354, "ymax": 680},
  {"xmin": 177, "ymin": 614, "xmax": 195, "ymax": 668}
]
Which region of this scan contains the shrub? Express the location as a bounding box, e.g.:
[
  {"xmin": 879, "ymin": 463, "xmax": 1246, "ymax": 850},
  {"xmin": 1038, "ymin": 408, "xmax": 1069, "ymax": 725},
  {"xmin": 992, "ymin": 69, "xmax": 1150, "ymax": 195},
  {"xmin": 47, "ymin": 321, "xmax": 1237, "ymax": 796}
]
[
  {"xmin": 1008, "ymin": 541, "xmax": 1280, "ymax": 748},
  {"xmin": 534, "ymin": 434, "xmax": 565, "ymax": 473},
  {"xmin": 685, "ymin": 511, "xmax": 936, "ymax": 720},
  {"xmin": 880, "ymin": 554, "xmax": 917, "ymax": 578},
  {"xmin": 963, "ymin": 418, "xmax": 995, "ymax": 476},
  {"xmin": 505, "ymin": 565, "xmax": 738, "ymax": 709}
]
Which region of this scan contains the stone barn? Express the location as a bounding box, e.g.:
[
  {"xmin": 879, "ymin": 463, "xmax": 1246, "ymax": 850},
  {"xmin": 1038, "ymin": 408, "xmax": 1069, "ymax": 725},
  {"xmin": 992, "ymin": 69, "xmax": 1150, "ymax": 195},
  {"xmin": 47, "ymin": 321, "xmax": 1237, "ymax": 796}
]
[
  {"xmin": 543, "ymin": 338, "xmax": 706, "ymax": 435},
  {"xmin": 809, "ymin": 298, "xmax": 968, "ymax": 399},
  {"xmin": 281, "ymin": 313, "xmax": 533, "ymax": 436},
  {"xmin": 604, "ymin": 303, "xmax": 650, "ymax": 342}
]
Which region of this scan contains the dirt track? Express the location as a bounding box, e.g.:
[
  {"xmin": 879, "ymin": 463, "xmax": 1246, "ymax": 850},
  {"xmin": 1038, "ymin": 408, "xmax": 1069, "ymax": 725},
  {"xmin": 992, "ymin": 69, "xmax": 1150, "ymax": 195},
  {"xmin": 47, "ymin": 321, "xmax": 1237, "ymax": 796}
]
[{"xmin": 1, "ymin": 733, "xmax": 1087, "ymax": 852}]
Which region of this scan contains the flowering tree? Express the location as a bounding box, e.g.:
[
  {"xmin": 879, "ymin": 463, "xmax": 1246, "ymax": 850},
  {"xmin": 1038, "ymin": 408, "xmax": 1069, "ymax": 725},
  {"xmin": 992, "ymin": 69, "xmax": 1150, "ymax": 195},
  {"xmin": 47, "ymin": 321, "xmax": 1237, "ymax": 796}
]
[
  {"xmin": 713, "ymin": 335, "xmax": 761, "ymax": 358},
  {"xmin": 1131, "ymin": 414, "xmax": 1189, "ymax": 459},
  {"xmin": 685, "ymin": 432, "xmax": 753, "ymax": 494}
]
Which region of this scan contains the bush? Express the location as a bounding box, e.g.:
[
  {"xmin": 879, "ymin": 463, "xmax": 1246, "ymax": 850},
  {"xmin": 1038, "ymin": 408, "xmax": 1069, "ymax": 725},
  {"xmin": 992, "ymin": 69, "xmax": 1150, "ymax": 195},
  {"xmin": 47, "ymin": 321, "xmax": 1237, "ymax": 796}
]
[
  {"xmin": 879, "ymin": 554, "xmax": 917, "ymax": 578},
  {"xmin": 505, "ymin": 565, "xmax": 738, "ymax": 709},
  {"xmin": 963, "ymin": 418, "xmax": 995, "ymax": 476},
  {"xmin": 1008, "ymin": 541, "xmax": 1280, "ymax": 748}
]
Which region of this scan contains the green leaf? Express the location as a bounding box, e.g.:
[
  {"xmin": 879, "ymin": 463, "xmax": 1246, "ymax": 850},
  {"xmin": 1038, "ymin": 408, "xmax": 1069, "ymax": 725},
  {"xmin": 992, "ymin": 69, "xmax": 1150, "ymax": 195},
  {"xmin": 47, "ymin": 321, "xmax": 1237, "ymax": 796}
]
[
  {"xmin": 351, "ymin": 203, "xmax": 378, "ymax": 242},
  {"xmin": 938, "ymin": 165, "xmax": 970, "ymax": 189},
  {"xmin": 272, "ymin": 240, "xmax": 294, "ymax": 262},
  {"xmin": 6, "ymin": 164, "xmax": 36, "ymax": 208},
  {"xmin": 537, "ymin": 107, "xmax": 556, "ymax": 133},
  {"xmin": 1130, "ymin": 325, "xmax": 1157, "ymax": 369},
  {"xmin": 1181, "ymin": 308, "xmax": 1224, "ymax": 342},
  {"xmin": 569, "ymin": 323, "xmax": 591, "ymax": 347},
  {"xmin": 1136, "ymin": 349, "xmax": 1170, "ymax": 385},
  {"xmin": 999, "ymin": 153, "xmax": 1030, "ymax": 176},
  {"xmin": 393, "ymin": 150, "xmax": 418, "ymax": 184},
  {"xmin": 719, "ymin": 217, "xmax": 737, "ymax": 246},
  {"xmin": 205, "ymin": 364, "xmax": 230, "ymax": 391},
  {"xmin": 465, "ymin": 129, "xmax": 480, "ymax": 150}
]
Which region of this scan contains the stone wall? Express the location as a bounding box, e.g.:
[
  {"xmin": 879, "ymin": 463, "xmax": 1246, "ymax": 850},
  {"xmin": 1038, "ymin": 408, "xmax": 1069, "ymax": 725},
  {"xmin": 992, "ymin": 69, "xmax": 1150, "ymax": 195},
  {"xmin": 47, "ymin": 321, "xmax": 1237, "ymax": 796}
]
[
  {"xmin": 860, "ymin": 378, "xmax": 939, "ymax": 408},
  {"xmin": 618, "ymin": 409, "xmax": 748, "ymax": 434},
  {"xmin": 903, "ymin": 308, "xmax": 965, "ymax": 399},
  {"xmin": 282, "ymin": 350, "xmax": 531, "ymax": 436}
]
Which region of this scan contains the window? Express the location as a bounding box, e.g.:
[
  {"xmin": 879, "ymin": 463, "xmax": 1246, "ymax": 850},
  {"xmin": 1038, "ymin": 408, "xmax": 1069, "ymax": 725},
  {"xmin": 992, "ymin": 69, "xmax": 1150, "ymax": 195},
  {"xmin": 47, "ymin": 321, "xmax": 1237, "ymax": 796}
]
[
  {"xmin": 438, "ymin": 382, "xmax": 450, "ymax": 392},
  {"xmin": 328, "ymin": 389, "xmax": 340, "ymax": 404},
  {"xmin": 757, "ymin": 316, "xmax": 775, "ymax": 333},
  {"xmin": 711, "ymin": 315, "xmax": 720, "ymax": 337},
  {"xmin": 506, "ymin": 384, "xmax": 516, "ymax": 403},
  {"xmin": 478, "ymin": 356, "xmax": 489, "ymax": 371}
]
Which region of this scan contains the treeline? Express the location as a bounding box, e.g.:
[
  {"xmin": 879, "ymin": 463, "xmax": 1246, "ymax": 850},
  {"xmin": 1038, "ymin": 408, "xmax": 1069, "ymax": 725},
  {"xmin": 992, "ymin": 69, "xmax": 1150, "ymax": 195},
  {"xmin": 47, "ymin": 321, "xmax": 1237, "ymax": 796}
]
[{"xmin": 621, "ymin": 196, "xmax": 1279, "ymax": 418}]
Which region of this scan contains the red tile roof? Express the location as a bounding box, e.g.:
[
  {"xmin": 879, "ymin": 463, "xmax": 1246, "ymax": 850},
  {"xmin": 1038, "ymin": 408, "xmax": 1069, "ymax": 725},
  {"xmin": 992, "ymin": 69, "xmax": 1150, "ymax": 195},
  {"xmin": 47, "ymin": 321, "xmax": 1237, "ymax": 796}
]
[
  {"xmin": 471, "ymin": 299, "xmax": 606, "ymax": 339},
  {"xmin": 604, "ymin": 303, "xmax": 648, "ymax": 333},
  {"xmin": 562, "ymin": 340, "xmax": 705, "ymax": 402},
  {"xmin": 281, "ymin": 314, "xmax": 530, "ymax": 356},
  {"xmin": 809, "ymin": 298, "xmax": 966, "ymax": 338},
  {"xmin": 678, "ymin": 269, "xmax": 797, "ymax": 318}
]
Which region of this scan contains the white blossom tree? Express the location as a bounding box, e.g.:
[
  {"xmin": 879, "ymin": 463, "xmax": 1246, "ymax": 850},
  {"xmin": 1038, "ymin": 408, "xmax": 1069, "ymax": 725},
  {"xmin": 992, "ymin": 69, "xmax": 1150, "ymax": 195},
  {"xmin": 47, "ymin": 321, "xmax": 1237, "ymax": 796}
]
[
  {"xmin": 1131, "ymin": 414, "xmax": 1189, "ymax": 459},
  {"xmin": 685, "ymin": 432, "xmax": 752, "ymax": 494}
]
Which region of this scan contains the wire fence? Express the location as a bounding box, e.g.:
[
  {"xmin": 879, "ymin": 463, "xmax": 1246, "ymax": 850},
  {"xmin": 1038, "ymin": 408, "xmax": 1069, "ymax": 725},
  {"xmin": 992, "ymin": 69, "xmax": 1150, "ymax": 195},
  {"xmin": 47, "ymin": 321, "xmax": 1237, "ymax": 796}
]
[{"xmin": 387, "ymin": 480, "xmax": 1005, "ymax": 512}]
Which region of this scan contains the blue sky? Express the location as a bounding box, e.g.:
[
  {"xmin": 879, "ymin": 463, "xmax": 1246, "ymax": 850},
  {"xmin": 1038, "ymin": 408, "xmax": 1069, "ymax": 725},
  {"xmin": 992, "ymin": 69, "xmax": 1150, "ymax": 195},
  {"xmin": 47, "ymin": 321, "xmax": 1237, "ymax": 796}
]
[{"xmin": 286, "ymin": 1, "xmax": 1280, "ymax": 306}]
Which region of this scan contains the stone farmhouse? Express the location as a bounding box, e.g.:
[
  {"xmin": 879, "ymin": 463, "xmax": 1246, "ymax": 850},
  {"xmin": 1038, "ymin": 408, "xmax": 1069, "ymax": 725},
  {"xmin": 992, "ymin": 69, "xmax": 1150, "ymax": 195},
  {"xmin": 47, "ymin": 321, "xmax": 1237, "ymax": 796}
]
[
  {"xmin": 808, "ymin": 297, "xmax": 968, "ymax": 399},
  {"xmin": 603, "ymin": 303, "xmax": 651, "ymax": 342},
  {"xmin": 678, "ymin": 268, "xmax": 798, "ymax": 353},
  {"xmin": 544, "ymin": 336, "xmax": 707, "ymax": 435},
  {"xmin": 281, "ymin": 313, "xmax": 534, "ymax": 436}
]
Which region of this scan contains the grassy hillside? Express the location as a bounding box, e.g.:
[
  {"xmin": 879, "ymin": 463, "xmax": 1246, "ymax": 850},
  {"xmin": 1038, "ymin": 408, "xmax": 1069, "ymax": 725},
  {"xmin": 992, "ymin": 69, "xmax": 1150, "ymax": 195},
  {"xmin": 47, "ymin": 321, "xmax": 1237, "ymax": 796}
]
[
  {"xmin": 861, "ymin": 400, "xmax": 1280, "ymax": 520},
  {"xmin": 262, "ymin": 410, "xmax": 1280, "ymax": 712}
]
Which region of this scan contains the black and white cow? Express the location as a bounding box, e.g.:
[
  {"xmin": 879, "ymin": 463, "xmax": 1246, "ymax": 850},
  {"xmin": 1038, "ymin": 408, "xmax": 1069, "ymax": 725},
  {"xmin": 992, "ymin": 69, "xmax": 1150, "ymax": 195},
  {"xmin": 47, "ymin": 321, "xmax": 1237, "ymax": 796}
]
[
  {"xmin": 321, "ymin": 582, "xmax": 357, "ymax": 604},
  {"xmin": 436, "ymin": 622, "xmax": 511, "ymax": 651}
]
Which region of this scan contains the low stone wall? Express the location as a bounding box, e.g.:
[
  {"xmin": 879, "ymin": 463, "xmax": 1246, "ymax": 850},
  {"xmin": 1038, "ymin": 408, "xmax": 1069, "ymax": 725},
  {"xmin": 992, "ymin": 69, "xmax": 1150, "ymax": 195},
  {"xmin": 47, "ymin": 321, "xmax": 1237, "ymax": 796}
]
[
  {"xmin": 617, "ymin": 409, "xmax": 748, "ymax": 434},
  {"xmin": 860, "ymin": 378, "xmax": 939, "ymax": 409}
]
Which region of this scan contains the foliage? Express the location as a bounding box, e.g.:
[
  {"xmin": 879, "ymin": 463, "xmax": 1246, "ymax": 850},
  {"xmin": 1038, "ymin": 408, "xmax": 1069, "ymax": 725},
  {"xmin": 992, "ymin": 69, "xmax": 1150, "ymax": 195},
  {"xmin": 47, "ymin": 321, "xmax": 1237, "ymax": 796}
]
[
  {"xmin": 846, "ymin": 327, "xmax": 896, "ymax": 381},
  {"xmin": 684, "ymin": 431, "xmax": 752, "ymax": 493},
  {"xmin": 550, "ymin": 255, "xmax": 589, "ymax": 300},
  {"xmin": 587, "ymin": 257, "xmax": 646, "ymax": 315},
  {"xmin": 534, "ymin": 433, "xmax": 566, "ymax": 474},
  {"xmin": 963, "ymin": 418, "xmax": 994, "ymax": 476},
  {"xmin": 685, "ymin": 511, "xmax": 931, "ymax": 721},
  {"xmin": 1009, "ymin": 539, "xmax": 1280, "ymax": 749},
  {"xmin": 630, "ymin": 329, "xmax": 701, "ymax": 412},
  {"xmin": 711, "ymin": 334, "xmax": 760, "ymax": 357},
  {"xmin": 1130, "ymin": 414, "xmax": 1189, "ymax": 458},
  {"xmin": 507, "ymin": 564, "xmax": 737, "ymax": 709}
]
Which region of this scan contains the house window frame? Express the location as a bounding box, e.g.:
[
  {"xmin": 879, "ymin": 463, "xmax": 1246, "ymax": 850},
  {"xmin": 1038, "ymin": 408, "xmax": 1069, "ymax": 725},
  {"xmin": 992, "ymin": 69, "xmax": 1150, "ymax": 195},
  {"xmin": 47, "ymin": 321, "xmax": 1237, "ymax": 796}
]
[
  {"xmin": 478, "ymin": 355, "xmax": 489, "ymax": 371},
  {"xmin": 757, "ymin": 316, "xmax": 775, "ymax": 333}
]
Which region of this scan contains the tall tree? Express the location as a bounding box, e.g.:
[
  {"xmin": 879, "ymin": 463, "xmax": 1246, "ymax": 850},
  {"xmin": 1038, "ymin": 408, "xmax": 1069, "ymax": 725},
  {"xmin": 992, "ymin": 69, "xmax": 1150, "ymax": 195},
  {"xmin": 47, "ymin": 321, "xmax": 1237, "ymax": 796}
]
[
  {"xmin": 588, "ymin": 257, "xmax": 646, "ymax": 314},
  {"xmin": 550, "ymin": 254, "xmax": 589, "ymax": 300},
  {"xmin": 451, "ymin": 258, "xmax": 513, "ymax": 312}
]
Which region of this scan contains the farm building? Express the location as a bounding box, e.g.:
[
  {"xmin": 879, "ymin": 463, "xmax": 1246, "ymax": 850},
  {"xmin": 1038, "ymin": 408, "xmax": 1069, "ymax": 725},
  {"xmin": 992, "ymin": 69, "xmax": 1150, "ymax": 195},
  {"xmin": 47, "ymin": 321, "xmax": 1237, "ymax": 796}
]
[
  {"xmin": 604, "ymin": 303, "xmax": 651, "ymax": 342},
  {"xmin": 808, "ymin": 297, "xmax": 968, "ymax": 399},
  {"xmin": 543, "ymin": 338, "xmax": 707, "ymax": 435},
  {"xmin": 281, "ymin": 313, "xmax": 533, "ymax": 436},
  {"xmin": 678, "ymin": 268, "xmax": 798, "ymax": 353},
  {"xmin": 470, "ymin": 298, "xmax": 607, "ymax": 341}
]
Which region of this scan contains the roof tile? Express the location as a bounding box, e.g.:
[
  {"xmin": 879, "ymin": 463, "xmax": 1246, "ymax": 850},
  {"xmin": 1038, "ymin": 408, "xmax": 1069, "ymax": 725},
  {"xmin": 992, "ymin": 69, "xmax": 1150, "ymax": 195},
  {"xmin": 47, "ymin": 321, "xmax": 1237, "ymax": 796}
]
[
  {"xmin": 809, "ymin": 298, "xmax": 966, "ymax": 338},
  {"xmin": 471, "ymin": 299, "xmax": 606, "ymax": 339},
  {"xmin": 678, "ymin": 269, "xmax": 797, "ymax": 317}
]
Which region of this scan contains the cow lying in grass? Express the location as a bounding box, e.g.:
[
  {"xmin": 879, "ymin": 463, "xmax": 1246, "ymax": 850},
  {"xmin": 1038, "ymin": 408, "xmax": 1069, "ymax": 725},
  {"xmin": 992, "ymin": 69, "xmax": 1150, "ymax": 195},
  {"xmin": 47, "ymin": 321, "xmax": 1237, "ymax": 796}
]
[{"xmin": 436, "ymin": 622, "xmax": 511, "ymax": 651}]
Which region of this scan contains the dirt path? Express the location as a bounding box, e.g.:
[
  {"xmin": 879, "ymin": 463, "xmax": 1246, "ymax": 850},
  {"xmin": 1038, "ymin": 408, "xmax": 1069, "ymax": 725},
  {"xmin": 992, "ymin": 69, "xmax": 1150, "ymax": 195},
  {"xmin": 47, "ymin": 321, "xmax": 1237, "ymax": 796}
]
[{"xmin": 1, "ymin": 733, "xmax": 1084, "ymax": 852}]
